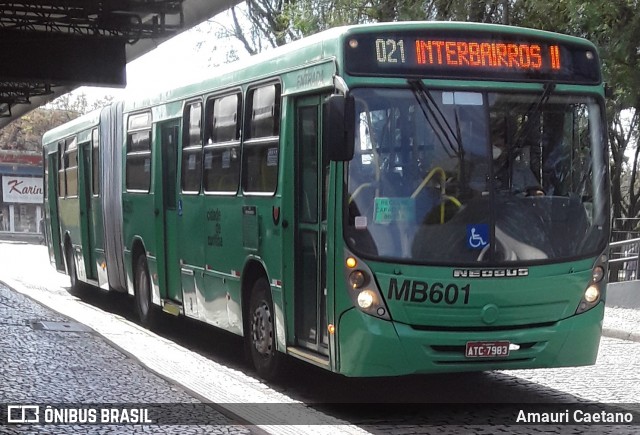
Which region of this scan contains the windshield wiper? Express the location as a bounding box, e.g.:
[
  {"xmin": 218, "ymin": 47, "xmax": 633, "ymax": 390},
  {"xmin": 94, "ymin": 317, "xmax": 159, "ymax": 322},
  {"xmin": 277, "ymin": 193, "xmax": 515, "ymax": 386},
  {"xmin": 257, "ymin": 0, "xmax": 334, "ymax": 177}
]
[
  {"xmin": 408, "ymin": 79, "xmax": 463, "ymax": 158},
  {"xmin": 511, "ymin": 82, "xmax": 556, "ymax": 153}
]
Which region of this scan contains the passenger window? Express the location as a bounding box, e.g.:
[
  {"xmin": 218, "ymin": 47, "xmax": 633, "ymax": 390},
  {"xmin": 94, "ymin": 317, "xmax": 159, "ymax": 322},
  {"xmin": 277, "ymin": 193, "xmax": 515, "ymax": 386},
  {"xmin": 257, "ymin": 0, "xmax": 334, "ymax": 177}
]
[
  {"xmin": 126, "ymin": 111, "xmax": 152, "ymax": 191},
  {"xmin": 64, "ymin": 137, "xmax": 78, "ymax": 197},
  {"xmin": 203, "ymin": 93, "xmax": 241, "ymax": 194},
  {"xmin": 181, "ymin": 101, "xmax": 203, "ymax": 193},
  {"xmin": 57, "ymin": 141, "xmax": 65, "ymax": 198},
  {"xmin": 243, "ymin": 84, "xmax": 281, "ymax": 194},
  {"xmin": 92, "ymin": 128, "xmax": 100, "ymax": 196}
]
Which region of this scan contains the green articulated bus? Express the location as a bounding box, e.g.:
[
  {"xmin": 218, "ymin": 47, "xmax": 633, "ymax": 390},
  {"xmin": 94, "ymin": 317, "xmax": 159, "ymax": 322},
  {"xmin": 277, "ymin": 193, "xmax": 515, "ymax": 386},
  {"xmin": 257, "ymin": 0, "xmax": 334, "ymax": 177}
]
[{"xmin": 43, "ymin": 21, "xmax": 610, "ymax": 379}]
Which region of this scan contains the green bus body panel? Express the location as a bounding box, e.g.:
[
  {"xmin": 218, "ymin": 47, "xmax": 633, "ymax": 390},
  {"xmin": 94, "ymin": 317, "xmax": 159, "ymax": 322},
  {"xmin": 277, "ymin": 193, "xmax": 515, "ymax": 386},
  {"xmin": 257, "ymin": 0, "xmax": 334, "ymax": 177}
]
[
  {"xmin": 200, "ymin": 196, "xmax": 246, "ymax": 334},
  {"xmin": 57, "ymin": 201, "xmax": 79, "ymax": 242},
  {"xmin": 122, "ymin": 194, "xmax": 156, "ymax": 259}
]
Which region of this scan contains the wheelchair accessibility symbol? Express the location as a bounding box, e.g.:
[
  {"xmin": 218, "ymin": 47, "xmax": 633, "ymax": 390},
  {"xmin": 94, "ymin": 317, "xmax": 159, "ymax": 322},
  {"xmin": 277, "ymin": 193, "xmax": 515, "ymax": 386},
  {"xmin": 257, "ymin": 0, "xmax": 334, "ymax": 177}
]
[{"xmin": 467, "ymin": 224, "xmax": 489, "ymax": 249}]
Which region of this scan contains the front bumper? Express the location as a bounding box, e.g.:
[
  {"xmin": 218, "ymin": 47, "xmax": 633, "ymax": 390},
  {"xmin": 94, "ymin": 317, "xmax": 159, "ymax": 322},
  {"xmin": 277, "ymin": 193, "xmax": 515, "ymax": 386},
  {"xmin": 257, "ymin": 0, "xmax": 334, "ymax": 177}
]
[{"xmin": 337, "ymin": 302, "xmax": 604, "ymax": 377}]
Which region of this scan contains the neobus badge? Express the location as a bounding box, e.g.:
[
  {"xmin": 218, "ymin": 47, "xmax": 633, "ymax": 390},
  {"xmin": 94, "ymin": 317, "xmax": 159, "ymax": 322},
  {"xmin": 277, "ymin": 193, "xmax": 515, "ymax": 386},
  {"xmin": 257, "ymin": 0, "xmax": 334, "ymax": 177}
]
[{"xmin": 453, "ymin": 268, "xmax": 529, "ymax": 278}]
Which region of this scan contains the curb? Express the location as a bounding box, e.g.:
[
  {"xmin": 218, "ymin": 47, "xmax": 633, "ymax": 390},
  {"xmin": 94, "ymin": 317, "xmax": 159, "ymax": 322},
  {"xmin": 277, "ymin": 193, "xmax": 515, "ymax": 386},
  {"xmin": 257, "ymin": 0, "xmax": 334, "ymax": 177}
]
[{"xmin": 602, "ymin": 327, "xmax": 640, "ymax": 343}]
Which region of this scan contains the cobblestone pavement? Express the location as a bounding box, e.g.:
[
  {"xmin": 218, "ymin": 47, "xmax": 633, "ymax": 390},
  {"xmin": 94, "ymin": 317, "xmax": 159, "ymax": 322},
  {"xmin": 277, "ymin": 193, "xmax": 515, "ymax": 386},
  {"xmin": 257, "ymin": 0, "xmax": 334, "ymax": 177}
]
[{"xmin": 0, "ymin": 283, "xmax": 252, "ymax": 435}]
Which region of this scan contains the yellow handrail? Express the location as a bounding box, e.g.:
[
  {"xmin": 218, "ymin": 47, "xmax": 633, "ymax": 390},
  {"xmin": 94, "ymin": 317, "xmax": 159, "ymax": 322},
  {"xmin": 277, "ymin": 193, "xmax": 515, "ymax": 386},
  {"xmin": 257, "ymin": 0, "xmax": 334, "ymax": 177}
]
[{"xmin": 411, "ymin": 166, "xmax": 446, "ymax": 199}]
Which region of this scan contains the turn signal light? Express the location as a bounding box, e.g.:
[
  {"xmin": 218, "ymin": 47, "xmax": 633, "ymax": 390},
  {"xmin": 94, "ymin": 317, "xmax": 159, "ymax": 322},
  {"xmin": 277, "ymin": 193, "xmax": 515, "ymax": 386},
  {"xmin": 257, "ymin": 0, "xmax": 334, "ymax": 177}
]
[{"xmin": 346, "ymin": 257, "xmax": 357, "ymax": 268}]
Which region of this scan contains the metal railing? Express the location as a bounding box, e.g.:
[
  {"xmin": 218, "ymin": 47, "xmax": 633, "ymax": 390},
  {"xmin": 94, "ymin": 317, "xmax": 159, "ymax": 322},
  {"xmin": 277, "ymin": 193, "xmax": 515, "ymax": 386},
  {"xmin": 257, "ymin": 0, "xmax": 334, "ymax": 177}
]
[{"xmin": 609, "ymin": 237, "xmax": 640, "ymax": 282}]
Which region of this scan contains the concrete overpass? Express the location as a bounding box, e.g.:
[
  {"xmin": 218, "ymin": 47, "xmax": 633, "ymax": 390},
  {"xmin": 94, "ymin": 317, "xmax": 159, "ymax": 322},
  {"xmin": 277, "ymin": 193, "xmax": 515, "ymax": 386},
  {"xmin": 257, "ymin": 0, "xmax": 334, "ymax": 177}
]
[{"xmin": 0, "ymin": 0, "xmax": 241, "ymax": 129}]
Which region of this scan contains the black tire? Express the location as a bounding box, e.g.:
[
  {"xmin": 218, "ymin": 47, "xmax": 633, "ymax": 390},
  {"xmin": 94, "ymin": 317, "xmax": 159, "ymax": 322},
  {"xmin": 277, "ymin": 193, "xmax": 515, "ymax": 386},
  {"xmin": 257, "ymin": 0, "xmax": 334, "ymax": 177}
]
[
  {"xmin": 247, "ymin": 277, "xmax": 282, "ymax": 380},
  {"xmin": 65, "ymin": 242, "xmax": 80, "ymax": 293},
  {"xmin": 134, "ymin": 254, "xmax": 159, "ymax": 328}
]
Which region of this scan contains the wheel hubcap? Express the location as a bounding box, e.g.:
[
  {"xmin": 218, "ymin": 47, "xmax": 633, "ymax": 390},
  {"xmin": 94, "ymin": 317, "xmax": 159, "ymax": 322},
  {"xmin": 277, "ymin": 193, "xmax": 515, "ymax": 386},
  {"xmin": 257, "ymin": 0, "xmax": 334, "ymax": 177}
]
[{"xmin": 252, "ymin": 302, "xmax": 273, "ymax": 355}]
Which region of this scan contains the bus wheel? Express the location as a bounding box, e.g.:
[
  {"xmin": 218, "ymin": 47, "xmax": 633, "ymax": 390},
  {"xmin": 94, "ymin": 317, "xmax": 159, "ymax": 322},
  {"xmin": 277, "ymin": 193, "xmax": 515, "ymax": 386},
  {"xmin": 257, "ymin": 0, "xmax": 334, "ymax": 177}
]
[
  {"xmin": 65, "ymin": 243, "xmax": 80, "ymax": 293},
  {"xmin": 248, "ymin": 278, "xmax": 282, "ymax": 380},
  {"xmin": 134, "ymin": 255, "xmax": 159, "ymax": 329}
]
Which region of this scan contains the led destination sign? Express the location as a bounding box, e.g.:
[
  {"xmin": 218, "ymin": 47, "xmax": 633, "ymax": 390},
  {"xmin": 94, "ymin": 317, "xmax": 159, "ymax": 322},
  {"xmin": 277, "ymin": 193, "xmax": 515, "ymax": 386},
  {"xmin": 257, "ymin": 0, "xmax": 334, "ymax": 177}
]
[
  {"xmin": 345, "ymin": 31, "xmax": 600, "ymax": 84},
  {"xmin": 412, "ymin": 40, "xmax": 559, "ymax": 70}
]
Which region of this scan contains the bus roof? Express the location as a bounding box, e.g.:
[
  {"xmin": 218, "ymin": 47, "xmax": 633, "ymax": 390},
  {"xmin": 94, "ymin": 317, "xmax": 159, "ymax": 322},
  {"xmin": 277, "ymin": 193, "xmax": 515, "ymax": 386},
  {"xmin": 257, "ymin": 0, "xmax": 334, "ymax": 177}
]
[{"xmin": 42, "ymin": 108, "xmax": 101, "ymax": 149}]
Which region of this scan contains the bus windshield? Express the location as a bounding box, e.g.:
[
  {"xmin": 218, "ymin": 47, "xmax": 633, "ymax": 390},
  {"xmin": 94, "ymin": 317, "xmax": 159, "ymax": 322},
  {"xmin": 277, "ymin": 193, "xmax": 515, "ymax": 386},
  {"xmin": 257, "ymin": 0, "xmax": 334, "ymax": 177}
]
[{"xmin": 345, "ymin": 87, "xmax": 608, "ymax": 265}]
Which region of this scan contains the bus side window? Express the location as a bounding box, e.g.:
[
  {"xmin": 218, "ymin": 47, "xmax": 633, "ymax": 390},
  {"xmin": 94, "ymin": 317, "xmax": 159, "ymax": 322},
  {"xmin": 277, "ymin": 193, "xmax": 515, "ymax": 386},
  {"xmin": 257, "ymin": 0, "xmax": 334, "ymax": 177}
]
[
  {"xmin": 64, "ymin": 136, "xmax": 78, "ymax": 197},
  {"xmin": 57, "ymin": 140, "xmax": 66, "ymax": 198},
  {"xmin": 126, "ymin": 111, "xmax": 152, "ymax": 192},
  {"xmin": 181, "ymin": 101, "xmax": 203, "ymax": 193},
  {"xmin": 203, "ymin": 92, "xmax": 242, "ymax": 194},
  {"xmin": 92, "ymin": 128, "xmax": 100, "ymax": 196},
  {"xmin": 243, "ymin": 83, "xmax": 281, "ymax": 194}
]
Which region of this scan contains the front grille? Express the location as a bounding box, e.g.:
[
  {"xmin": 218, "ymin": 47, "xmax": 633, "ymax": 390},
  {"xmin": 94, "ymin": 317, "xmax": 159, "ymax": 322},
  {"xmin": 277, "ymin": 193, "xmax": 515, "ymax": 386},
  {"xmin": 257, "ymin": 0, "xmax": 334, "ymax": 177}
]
[{"xmin": 410, "ymin": 321, "xmax": 557, "ymax": 333}]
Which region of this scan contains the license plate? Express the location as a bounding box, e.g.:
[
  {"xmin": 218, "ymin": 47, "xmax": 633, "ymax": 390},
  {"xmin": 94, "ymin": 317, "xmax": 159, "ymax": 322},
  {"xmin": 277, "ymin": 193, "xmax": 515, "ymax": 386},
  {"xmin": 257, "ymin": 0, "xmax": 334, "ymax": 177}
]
[{"xmin": 465, "ymin": 341, "xmax": 510, "ymax": 358}]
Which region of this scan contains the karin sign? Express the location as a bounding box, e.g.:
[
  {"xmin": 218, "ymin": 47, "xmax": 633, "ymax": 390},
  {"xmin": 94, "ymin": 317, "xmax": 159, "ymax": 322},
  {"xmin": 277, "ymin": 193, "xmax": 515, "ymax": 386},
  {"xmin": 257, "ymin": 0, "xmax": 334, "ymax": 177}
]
[{"xmin": 2, "ymin": 176, "xmax": 43, "ymax": 204}]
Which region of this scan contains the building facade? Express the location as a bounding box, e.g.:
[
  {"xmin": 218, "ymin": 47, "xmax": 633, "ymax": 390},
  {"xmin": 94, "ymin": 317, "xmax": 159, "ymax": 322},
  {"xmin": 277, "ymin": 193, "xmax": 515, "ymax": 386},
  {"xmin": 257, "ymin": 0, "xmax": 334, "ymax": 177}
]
[{"xmin": 0, "ymin": 151, "xmax": 43, "ymax": 238}]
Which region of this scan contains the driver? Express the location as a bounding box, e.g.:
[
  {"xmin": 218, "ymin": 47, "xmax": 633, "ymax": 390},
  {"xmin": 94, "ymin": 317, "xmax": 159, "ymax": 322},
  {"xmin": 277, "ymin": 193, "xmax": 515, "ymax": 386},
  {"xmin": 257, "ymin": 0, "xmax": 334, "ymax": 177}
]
[{"xmin": 492, "ymin": 123, "xmax": 544, "ymax": 197}]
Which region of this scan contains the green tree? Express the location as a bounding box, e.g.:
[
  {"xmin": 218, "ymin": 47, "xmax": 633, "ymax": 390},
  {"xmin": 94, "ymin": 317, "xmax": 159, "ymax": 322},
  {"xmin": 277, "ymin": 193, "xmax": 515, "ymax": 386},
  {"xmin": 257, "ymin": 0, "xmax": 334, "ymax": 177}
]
[
  {"xmin": 0, "ymin": 108, "xmax": 75, "ymax": 152},
  {"xmin": 0, "ymin": 92, "xmax": 113, "ymax": 152}
]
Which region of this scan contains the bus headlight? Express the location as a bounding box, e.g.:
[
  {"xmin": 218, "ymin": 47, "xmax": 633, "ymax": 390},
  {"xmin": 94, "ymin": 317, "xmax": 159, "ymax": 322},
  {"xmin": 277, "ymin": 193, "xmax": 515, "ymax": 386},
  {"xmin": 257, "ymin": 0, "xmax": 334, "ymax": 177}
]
[
  {"xmin": 357, "ymin": 290, "xmax": 375, "ymax": 309},
  {"xmin": 584, "ymin": 285, "xmax": 599, "ymax": 303},
  {"xmin": 576, "ymin": 257, "xmax": 607, "ymax": 315},
  {"xmin": 343, "ymin": 250, "xmax": 390, "ymax": 320}
]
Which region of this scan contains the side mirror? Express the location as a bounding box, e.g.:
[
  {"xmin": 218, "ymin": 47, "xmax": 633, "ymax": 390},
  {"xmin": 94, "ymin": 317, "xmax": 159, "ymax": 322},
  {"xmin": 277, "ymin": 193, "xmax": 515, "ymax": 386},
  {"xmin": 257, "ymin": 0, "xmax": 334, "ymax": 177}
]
[
  {"xmin": 604, "ymin": 83, "xmax": 613, "ymax": 99},
  {"xmin": 322, "ymin": 94, "xmax": 355, "ymax": 161}
]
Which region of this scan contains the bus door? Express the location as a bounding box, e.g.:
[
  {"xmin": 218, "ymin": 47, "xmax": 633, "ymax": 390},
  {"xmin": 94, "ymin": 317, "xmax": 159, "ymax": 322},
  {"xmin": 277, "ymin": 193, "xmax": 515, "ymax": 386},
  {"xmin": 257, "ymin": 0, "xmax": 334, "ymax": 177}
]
[
  {"xmin": 157, "ymin": 121, "xmax": 182, "ymax": 303},
  {"xmin": 78, "ymin": 141, "xmax": 97, "ymax": 279},
  {"xmin": 46, "ymin": 151, "xmax": 64, "ymax": 271},
  {"xmin": 294, "ymin": 95, "xmax": 329, "ymax": 355}
]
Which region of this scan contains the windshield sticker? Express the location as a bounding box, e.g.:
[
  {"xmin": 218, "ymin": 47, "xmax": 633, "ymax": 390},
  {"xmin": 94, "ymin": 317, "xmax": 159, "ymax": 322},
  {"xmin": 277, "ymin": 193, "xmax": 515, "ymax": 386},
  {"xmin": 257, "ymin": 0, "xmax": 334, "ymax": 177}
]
[
  {"xmin": 355, "ymin": 216, "xmax": 368, "ymax": 229},
  {"xmin": 204, "ymin": 152, "xmax": 213, "ymax": 169},
  {"xmin": 442, "ymin": 91, "xmax": 483, "ymax": 106},
  {"xmin": 467, "ymin": 224, "xmax": 489, "ymax": 249},
  {"xmin": 222, "ymin": 150, "xmax": 231, "ymax": 169},
  {"xmin": 267, "ymin": 148, "xmax": 278, "ymax": 166},
  {"xmin": 374, "ymin": 197, "xmax": 416, "ymax": 224}
]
